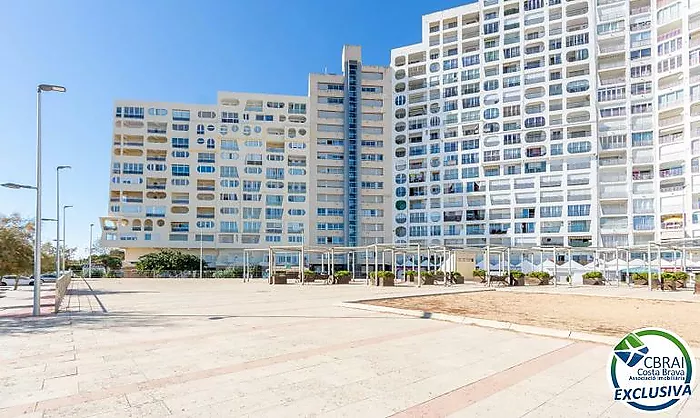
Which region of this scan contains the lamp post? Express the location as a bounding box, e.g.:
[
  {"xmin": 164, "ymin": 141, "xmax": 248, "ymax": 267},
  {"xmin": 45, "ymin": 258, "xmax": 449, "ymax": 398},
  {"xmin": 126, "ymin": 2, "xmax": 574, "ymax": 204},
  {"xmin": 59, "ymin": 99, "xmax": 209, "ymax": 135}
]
[
  {"xmin": 199, "ymin": 225, "xmax": 203, "ymax": 279},
  {"xmin": 88, "ymin": 223, "xmax": 94, "ymax": 279},
  {"xmin": 62, "ymin": 205, "xmax": 73, "ymax": 271},
  {"xmin": 55, "ymin": 165, "xmax": 71, "ymax": 278},
  {"xmin": 1, "ymin": 182, "xmax": 45, "ymax": 314},
  {"xmin": 32, "ymin": 83, "xmax": 66, "ymax": 315}
]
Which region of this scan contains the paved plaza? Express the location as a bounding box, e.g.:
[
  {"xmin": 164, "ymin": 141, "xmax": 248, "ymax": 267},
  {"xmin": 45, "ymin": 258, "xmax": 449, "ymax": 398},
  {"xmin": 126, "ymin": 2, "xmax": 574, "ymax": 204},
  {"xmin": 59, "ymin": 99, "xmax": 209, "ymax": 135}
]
[{"xmin": 1, "ymin": 279, "xmax": 699, "ymax": 417}]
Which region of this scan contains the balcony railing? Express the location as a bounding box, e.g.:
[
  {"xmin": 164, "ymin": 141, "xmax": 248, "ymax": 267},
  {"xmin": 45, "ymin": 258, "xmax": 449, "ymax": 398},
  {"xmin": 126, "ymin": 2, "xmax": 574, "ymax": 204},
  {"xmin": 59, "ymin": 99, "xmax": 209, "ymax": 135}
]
[
  {"xmin": 632, "ymin": 172, "xmax": 654, "ymax": 180},
  {"xmin": 660, "ymin": 184, "xmax": 685, "ymax": 193},
  {"xmin": 659, "ymin": 116, "xmax": 683, "ymax": 127},
  {"xmin": 630, "ymin": 6, "xmax": 650, "ymax": 15}
]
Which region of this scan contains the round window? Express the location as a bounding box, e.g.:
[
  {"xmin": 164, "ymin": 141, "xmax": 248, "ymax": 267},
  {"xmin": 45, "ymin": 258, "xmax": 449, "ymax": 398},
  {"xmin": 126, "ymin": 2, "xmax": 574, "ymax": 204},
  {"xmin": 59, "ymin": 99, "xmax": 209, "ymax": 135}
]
[
  {"xmin": 254, "ymin": 126, "xmax": 262, "ymax": 133},
  {"xmin": 231, "ymin": 125, "xmax": 239, "ymax": 132},
  {"xmin": 396, "ymin": 187, "xmax": 406, "ymax": 197},
  {"xmin": 395, "ymin": 174, "xmax": 407, "ymax": 184},
  {"xmin": 207, "ymin": 125, "xmax": 215, "ymax": 131},
  {"xmin": 243, "ymin": 126, "xmax": 251, "ymax": 136},
  {"xmin": 395, "ymin": 226, "xmax": 407, "ymax": 237},
  {"xmin": 197, "ymin": 138, "xmax": 205, "ymax": 144},
  {"xmin": 156, "ymin": 219, "xmax": 165, "ymax": 227}
]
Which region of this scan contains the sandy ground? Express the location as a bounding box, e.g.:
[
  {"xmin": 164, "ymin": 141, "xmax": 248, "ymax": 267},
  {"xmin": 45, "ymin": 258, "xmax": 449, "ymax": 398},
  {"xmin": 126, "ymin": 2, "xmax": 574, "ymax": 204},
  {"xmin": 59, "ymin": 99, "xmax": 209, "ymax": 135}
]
[{"xmin": 368, "ymin": 291, "xmax": 700, "ymax": 346}]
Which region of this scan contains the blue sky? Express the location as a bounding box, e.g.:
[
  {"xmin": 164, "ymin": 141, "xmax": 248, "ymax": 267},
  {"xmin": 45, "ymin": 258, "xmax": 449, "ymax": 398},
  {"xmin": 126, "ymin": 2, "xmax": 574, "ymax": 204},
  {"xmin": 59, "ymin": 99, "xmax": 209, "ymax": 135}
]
[{"xmin": 0, "ymin": 0, "xmax": 469, "ymax": 255}]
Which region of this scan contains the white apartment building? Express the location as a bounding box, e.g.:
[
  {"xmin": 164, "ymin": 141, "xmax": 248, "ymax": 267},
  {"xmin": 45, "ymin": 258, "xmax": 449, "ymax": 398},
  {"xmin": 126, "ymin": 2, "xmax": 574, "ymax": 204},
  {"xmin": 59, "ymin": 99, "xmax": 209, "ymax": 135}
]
[
  {"xmin": 391, "ymin": 0, "xmax": 700, "ymax": 252},
  {"xmin": 102, "ymin": 46, "xmax": 391, "ymax": 268}
]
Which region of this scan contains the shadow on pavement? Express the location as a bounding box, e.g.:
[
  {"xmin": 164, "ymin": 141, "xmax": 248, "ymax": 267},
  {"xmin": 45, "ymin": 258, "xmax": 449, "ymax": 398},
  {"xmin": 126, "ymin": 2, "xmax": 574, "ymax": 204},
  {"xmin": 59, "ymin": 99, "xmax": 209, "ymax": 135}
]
[{"xmin": 0, "ymin": 310, "xmax": 423, "ymax": 337}]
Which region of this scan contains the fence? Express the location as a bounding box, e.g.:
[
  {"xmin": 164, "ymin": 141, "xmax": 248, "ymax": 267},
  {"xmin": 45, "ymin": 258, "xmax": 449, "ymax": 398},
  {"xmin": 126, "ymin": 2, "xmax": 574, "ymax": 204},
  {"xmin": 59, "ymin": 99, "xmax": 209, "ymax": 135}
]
[{"xmin": 55, "ymin": 273, "xmax": 71, "ymax": 313}]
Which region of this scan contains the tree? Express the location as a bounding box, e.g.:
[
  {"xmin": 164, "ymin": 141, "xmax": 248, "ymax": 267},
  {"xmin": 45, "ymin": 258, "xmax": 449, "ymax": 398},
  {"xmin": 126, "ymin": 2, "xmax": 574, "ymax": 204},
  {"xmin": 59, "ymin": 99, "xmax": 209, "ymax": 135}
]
[
  {"xmin": 0, "ymin": 213, "xmax": 34, "ymax": 276},
  {"xmin": 135, "ymin": 249, "xmax": 205, "ymax": 273},
  {"xmin": 94, "ymin": 254, "xmax": 122, "ymax": 271}
]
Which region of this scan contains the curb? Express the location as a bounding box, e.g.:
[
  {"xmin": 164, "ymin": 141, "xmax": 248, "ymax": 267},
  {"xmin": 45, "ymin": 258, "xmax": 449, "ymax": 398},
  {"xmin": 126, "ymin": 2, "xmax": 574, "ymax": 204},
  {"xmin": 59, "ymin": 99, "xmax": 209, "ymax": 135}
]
[
  {"xmin": 340, "ymin": 287, "xmax": 496, "ymax": 305},
  {"xmin": 339, "ymin": 301, "xmax": 620, "ymax": 347}
]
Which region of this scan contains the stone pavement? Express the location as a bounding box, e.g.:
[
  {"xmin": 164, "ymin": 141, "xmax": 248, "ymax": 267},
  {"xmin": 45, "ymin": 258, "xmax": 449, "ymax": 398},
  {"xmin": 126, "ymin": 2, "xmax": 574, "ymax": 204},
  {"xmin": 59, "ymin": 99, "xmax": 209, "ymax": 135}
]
[
  {"xmin": 0, "ymin": 283, "xmax": 55, "ymax": 318},
  {"xmin": 0, "ymin": 278, "xmax": 698, "ymax": 417}
]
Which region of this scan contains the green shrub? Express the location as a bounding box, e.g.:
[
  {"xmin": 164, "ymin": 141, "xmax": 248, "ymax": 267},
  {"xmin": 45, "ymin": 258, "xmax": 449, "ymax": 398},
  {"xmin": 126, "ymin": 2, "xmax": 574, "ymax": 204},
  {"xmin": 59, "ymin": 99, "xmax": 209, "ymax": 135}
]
[
  {"xmin": 473, "ymin": 268, "xmax": 486, "ymax": 278},
  {"xmin": 213, "ymin": 268, "xmax": 240, "ymax": 279},
  {"xmin": 673, "ymin": 271, "xmax": 689, "ymax": 281},
  {"xmin": 529, "ymin": 271, "xmax": 551, "ymax": 280},
  {"xmin": 509, "ymin": 270, "xmax": 525, "ymax": 279},
  {"xmin": 405, "ymin": 270, "xmax": 417, "ymax": 279},
  {"xmin": 335, "ymin": 270, "xmax": 351, "ymax": 279},
  {"xmin": 632, "ymin": 272, "xmax": 651, "ymax": 284},
  {"xmin": 583, "ymin": 271, "xmax": 603, "ymax": 280}
]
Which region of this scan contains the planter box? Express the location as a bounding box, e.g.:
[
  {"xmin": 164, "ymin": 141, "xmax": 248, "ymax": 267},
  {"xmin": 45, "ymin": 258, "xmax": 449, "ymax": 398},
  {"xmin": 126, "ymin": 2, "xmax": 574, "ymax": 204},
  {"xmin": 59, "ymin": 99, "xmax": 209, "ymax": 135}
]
[
  {"xmin": 583, "ymin": 278, "xmax": 603, "ymax": 286},
  {"xmin": 526, "ymin": 276, "xmax": 550, "ymax": 286},
  {"xmin": 271, "ymin": 275, "xmax": 290, "ymax": 284},
  {"xmin": 379, "ymin": 277, "xmax": 395, "ymax": 287},
  {"xmin": 695, "ymin": 281, "xmax": 700, "ymax": 294},
  {"xmin": 421, "ymin": 276, "xmax": 435, "ymax": 285},
  {"xmin": 334, "ymin": 275, "xmax": 351, "ymax": 285},
  {"xmin": 453, "ymin": 275, "xmax": 465, "ymax": 284}
]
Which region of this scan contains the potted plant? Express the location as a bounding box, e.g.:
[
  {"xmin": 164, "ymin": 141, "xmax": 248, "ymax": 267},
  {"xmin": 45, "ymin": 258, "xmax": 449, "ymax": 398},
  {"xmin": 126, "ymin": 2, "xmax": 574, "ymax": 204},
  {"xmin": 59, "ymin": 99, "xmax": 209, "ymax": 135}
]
[
  {"xmin": 378, "ymin": 271, "xmax": 395, "ymax": 287},
  {"xmin": 632, "ymin": 272, "xmax": 650, "ymax": 286},
  {"xmin": 450, "ymin": 271, "xmax": 464, "ymax": 284},
  {"xmin": 404, "ymin": 270, "xmax": 417, "ymax": 282},
  {"xmin": 421, "ymin": 271, "xmax": 436, "ymax": 285},
  {"xmin": 334, "ymin": 270, "xmax": 351, "ymax": 285},
  {"xmin": 673, "ymin": 271, "xmax": 688, "ymax": 289},
  {"xmin": 527, "ymin": 271, "xmax": 551, "ymax": 286},
  {"xmin": 582, "ymin": 271, "xmax": 604, "ymax": 285},
  {"xmin": 509, "ymin": 270, "xmax": 525, "ymax": 286},
  {"xmin": 303, "ymin": 269, "xmax": 318, "ymax": 283},
  {"xmin": 473, "ymin": 268, "xmax": 486, "ymax": 283}
]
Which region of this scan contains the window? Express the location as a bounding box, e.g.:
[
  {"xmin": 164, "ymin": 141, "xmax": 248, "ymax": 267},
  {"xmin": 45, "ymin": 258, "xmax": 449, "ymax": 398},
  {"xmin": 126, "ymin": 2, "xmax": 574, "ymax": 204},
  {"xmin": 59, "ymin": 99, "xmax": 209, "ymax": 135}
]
[
  {"xmin": 171, "ymin": 123, "xmax": 189, "ymax": 131},
  {"xmin": 568, "ymin": 204, "xmax": 591, "ymax": 217},
  {"xmin": 483, "ymin": 80, "xmax": 499, "ymax": 91},
  {"xmin": 171, "ymin": 164, "xmax": 189, "ymax": 176},
  {"xmin": 443, "ymin": 59, "xmax": 458, "ymax": 70},
  {"xmin": 172, "ymin": 110, "xmax": 190, "ymax": 121}
]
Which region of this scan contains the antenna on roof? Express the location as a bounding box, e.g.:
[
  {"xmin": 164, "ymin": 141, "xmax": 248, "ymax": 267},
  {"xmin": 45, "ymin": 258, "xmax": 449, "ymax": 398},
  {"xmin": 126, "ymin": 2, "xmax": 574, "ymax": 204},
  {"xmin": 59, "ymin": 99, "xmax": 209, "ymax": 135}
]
[{"xmin": 324, "ymin": 66, "xmax": 328, "ymax": 74}]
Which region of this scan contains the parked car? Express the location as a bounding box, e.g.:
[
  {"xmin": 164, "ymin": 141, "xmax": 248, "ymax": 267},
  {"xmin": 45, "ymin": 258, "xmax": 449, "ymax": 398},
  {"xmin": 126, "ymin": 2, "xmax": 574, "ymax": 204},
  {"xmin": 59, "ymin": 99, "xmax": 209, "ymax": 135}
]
[
  {"xmin": 0, "ymin": 276, "xmax": 43, "ymax": 286},
  {"xmin": 40, "ymin": 272, "xmax": 58, "ymax": 283}
]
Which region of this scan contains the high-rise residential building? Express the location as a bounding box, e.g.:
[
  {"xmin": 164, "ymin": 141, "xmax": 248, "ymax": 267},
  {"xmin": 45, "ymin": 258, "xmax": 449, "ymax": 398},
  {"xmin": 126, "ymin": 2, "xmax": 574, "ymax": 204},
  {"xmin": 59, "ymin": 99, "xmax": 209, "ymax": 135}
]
[
  {"xmin": 390, "ymin": 0, "xmax": 700, "ymax": 251},
  {"xmin": 102, "ymin": 46, "xmax": 391, "ymax": 267}
]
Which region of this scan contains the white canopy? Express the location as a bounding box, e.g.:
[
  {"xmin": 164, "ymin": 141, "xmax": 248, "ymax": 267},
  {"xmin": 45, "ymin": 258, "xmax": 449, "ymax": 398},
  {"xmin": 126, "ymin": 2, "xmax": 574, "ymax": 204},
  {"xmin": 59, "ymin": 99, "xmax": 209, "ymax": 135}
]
[{"xmin": 558, "ymin": 260, "xmax": 593, "ymax": 271}]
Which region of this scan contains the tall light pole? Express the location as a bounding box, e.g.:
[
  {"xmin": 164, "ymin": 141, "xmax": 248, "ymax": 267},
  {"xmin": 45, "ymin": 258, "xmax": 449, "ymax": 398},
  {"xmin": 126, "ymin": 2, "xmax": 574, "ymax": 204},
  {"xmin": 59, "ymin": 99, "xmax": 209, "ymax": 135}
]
[
  {"xmin": 199, "ymin": 225, "xmax": 204, "ymax": 279},
  {"xmin": 88, "ymin": 223, "xmax": 94, "ymax": 279},
  {"xmin": 35, "ymin": 83, "xmax": 66, "ymax": 315},
  {"xmin": 56, "ymin": 165, "xmax": 71, "ymax": 277},
  {"xmin": 62, "ymin": 205, "xmax": 73, "ymax": 271},
  {"xmin": 2, "ymin": 182, "xmax": 42, "ymax": 314}
]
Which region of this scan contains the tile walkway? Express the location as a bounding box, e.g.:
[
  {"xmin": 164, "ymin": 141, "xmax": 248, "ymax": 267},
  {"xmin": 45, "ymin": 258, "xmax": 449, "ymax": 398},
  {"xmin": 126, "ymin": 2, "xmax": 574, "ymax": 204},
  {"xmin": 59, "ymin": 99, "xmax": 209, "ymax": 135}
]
[{"xmin": 0, "ymin": 278, "xmax": 698, "ymax": 417}]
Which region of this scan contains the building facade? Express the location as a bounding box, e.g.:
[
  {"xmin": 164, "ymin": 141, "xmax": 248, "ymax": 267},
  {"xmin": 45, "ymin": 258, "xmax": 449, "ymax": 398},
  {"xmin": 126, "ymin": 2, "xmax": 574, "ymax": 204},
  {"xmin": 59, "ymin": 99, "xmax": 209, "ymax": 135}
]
[
  {"xmin": 390, "ymin": 0, "xmax": 700, "ymax": 250},
  {"xmin": 103, "ymin": 46, "xmax": 391, "ymax": 266}
]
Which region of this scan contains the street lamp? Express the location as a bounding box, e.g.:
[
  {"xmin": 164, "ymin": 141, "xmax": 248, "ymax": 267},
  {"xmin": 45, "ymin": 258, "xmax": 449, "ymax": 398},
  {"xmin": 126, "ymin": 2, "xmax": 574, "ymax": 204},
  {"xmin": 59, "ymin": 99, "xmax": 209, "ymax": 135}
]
[
  {"xmin": 88, "ymin": 223, "xmax": 94, "ymax": 279},
  {"xmin": 56, "ymin": 165, "xmax": 71, "ymax": 277},
  {"xmin": 1, "ymin": 182, "xmax": 36, "ymax": 190},
  {"xmin": 198, "ymin": 225, "xmax": 204, "ymax": 279},
  {"xmin": 34, "ymin": 83, "xmax": 66, "ymax": 316},
  {"xmin": 62, "ymin": 205, "xmax": 73, "ymax": 271}
]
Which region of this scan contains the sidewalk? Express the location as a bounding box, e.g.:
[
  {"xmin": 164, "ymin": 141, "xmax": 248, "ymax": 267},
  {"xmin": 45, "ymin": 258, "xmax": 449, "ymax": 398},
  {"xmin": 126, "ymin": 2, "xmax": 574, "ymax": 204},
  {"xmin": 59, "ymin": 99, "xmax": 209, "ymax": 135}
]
[{"xmin": 0, "ymin": 284, "xmax": 55, "ymax": 317}]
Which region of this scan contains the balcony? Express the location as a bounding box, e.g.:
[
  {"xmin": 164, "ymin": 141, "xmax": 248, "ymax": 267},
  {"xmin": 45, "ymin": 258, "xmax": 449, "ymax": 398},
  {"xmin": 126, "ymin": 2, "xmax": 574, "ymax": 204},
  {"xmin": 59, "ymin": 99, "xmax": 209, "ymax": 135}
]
[
  {"xmin": 632, "ymin": 171, "xmax": 653, "ymax": 181},
  {"xmin": 659, "ymin": 183, "xmax": 685, "ymax": 193},
  {"xmin": 599, "ymin": 157, "xmax": 626, "ymax": 167},
  {"xmin": 659, "ymin": 115, "xmax": 684, "ymax": 128},
  {"xmin": 599, "ymin": 137, "xmax": 627, "ymax": 150},
  {"xmin": 659, "ymin": 167, "xmax": 684, "ymax": 178}
]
